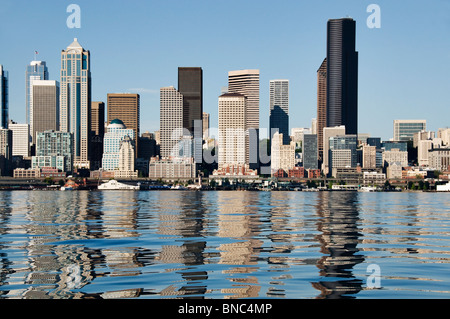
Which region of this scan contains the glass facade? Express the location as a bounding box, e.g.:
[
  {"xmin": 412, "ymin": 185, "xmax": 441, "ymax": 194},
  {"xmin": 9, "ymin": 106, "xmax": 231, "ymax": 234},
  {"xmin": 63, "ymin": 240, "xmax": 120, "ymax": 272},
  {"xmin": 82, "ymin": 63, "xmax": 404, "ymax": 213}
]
[
  {"xmin": 35, "ymin": 131, "xmax": 73, "ymax": 173},
  {"xmin": 329, "ymin": 134, "xmax": 358, "ymax": 168},
  {"xmin": 102, "ymin": 123, "xmax": 134, "ymax": 171},
  {"xmin": 303, "ymin": 134, "xmax": 318, "ymax": 170},
  {"xmin": 26, "ymin": 61, "xmax": 49, "ymax": 126},
  {"xmin": 0, "ymin": 65, "xmax": 8, "ymax": 129}
]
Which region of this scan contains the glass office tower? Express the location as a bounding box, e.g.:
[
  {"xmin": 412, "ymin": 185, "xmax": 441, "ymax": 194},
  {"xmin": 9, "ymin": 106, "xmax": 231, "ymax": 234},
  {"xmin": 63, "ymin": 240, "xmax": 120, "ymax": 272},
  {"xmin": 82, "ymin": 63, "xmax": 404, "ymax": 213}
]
[{"xmin": 0, "ymin": 65, "xmax": 8, "ymax": 129}]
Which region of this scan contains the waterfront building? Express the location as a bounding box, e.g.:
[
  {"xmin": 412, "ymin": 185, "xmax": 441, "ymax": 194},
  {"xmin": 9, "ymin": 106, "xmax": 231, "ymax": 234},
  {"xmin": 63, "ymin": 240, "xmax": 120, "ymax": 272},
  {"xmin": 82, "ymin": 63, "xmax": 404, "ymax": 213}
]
[
  {"xmin": 326, "ymin": 18, "xmax": 358, "ymax": 136},
  {"xmin": 382, "ymin": 148, "xmax": 408, "ymax": 168},
  {"xmin": 107, "ymin": 93, "xmax": 140, "ymax": 158},
  {"xmin": 160, "ymin": 86, "xmax": 184, "ymax": 158},
  {"xmin": 0, "ymin": 65, "xmax": 8, "ymax": 129},
  {"xmin": 363, "ymin": 171, "xmax": 386, "ymax": 186},
  {"xmin": 322, "ymin": 125, "xmax": 346, "ymax": 175},
  {"xmin": 270, "ymin": 132, "xmax": 295, "ymax": 176},
  {"xmin": 13, "ymin": 168, "xmax": 41, "ymax": 179},
  {"xmin": 101, "ymin": 119, "xmax": 134, "ymax": 171},
  {"xmin": 0, "ymin": 128, "xmax": 12, "ymax": 176},
  {"xmin": 303, "ymin": 134, "xmax": 318, "ymax": 170},
  {"xmin": 362, "ymin": 144, "xmax": 377, "ymax": 169},
  {"xmin": 228, "ymin": 69, "xmax": 260, "ymax": 169},
  {"xmin": 32, "ymin": 155, "xmax": 66, "ymax": 172},
  {"xmin": 393, "ymin": 120, "xmax": 426, "ymax": 142},
  {"xmin": 269, "ymin": 79, "xmax": 289, "ymax": 144},
  {"xmin": 9, "ymin": 122, "xmax": 30, "ymax": 158},
  {"xmin": 26, "ymin": 61, "xmax": 49, "ymax": 129},
  {"xmin": 60, "ymin": 38, "xmax": 91, "ymax": 169},
  {"xmin": 317, "ymin": 58, "xmax": 327, "ymax": 163},
  {"xmin": 31, "ymin": 80, "xmax": 59, "ymax": 145},
  {"xmin": 288, "ymin": 167, "xmax": 306, "ymax": 178},
  {"xmin": 386, "ymin": 162, "xmax": 403, "ymax": 180},
  {"xmin": 428, "ymin": 148, "xmax": 450, "ymax": 171},
  {"xmin": 90, "ymin": 101, "xmax": 105, "ymax": 171},
  {"xmin": 218, "ymin": 93, "xmax": 247, "ymax": 169},
  {"xmin": 33, "ymin": 130, "xmax": 73, "ymax": 173},
  {"xmin": 212, "ymin": 163, "xmax": 258, "ymax": 177},
  {"xmin": 329, "ymin": 134, "xmax": 358, "ymax": 176},
  {"xmin": 148, "ymin": 157, "xmax": 196, "ymax": 180}
]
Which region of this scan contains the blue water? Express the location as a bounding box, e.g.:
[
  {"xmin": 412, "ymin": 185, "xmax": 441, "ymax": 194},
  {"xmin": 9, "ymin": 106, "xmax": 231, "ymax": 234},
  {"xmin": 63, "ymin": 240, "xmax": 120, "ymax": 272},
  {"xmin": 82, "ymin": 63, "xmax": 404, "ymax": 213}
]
[{"xmin": 0, "ymin": 190, "xmax": 449, "ymax": 299}]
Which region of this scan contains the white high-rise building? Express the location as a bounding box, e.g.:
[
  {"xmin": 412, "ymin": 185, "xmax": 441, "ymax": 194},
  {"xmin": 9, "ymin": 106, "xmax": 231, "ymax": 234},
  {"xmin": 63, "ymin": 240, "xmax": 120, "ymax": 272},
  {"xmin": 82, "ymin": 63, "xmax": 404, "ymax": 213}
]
[
  {"xmin": 60, "ymin": 38, "xmax": 91, "ymax": 169},
  {"xmin": 271, "ymin": 132, "xmax": 295, "ymax": 175},
  {"xmin": 119, "ymin": 135, "xmax": 135, "ymax": 172},
  {"xmin": 228, "ymin": 69, "xmax": 259, "ymax": 168},
  {"xmin": 9, "ymin": 122, "xmax": 30, "ymax": 158},
  {"xmin": 102, "ymin": 119, "xmax": 134, "ymax": 171},
  {"xmin": 160, "ymin": 86, "xmax": 184, "ymax": 158},
  {"xmin": 322, "ymin": 125, "xmax": 346, "ymax": 175},
  {"xmin": 382, "ymin": 148, "xmax": 408, "ymax": 168},
  {"xmin": 218, "ymin": 93, "xmax": 247, "ymax": 169}
]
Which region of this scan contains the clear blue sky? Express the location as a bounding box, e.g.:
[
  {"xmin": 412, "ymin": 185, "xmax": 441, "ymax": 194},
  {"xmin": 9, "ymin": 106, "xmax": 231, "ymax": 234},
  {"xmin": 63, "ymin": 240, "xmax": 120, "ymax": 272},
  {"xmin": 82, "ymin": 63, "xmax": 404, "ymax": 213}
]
[{"xmin": 1, "ymin": 0, "xmax": 449, "ymax": 141}]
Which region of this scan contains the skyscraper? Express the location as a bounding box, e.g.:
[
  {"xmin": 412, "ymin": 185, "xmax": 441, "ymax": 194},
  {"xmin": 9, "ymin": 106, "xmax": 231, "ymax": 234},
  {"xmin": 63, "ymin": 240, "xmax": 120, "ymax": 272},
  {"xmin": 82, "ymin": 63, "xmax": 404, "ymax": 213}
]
[
  {"xmin": 0, "ymin": 65, "xmax": 8, "ymax": 129},
  {"xmin": 26, "ymin": 61, "xmax": 49, "ymax": 127},
  {"xmin": 317, "ymin": 58, "xmax": 327, "ymax": 163},
  {"xmin": 326, "ymin": 18, "xmax": 358, "ymax": 136},
  {"xmin": 178, "ymin": 67, "xmax": 203, "ymax": 163},
  {"xmin": 269, "ymin": 79, "xmax": 289, "ymax": 145},
  {"xmin": 218, "ymin": 93, "xmax": 247, "ymax": 168},
  {"xmin": 228, "ymin": 69, "xmax": 260, "ymax": 168},
  {"xmin": 31, "ymin": 80, "xmax": 59, "ymax": 145},
  {"xmin": 107, "ymin": 93, "xmax": 140, "ymax": 157},
  {"xmin": 9, "ymin": 122, "xmax": 30, "ymax": 158},
  {"xmin": 203, "ymin": 112, "xmax": 210, "ymax": 140},
  {"xmin": 34, "ymin": 130, "xmax": 73, "ymax": 173},
  {"xmin": 60, "ymin": 38, "xmax": 91, "ymax": 169},
  {"xmin": 90, "ymin": 101, "xmax": 105, "ymax": 170},
  {"xmin": 0, "ymin": 128, "xmax": 12, "ymax": 176},
  {"xmin": 303, "ymin": 134, "xmax": 318, "ymax": 170},
  {"xmin": 102, "ymin": 119, "xmax": 134, "ymax": 171},
  {"xmin": 393, "ymin": 120, "xmax": 427, "ymax": 142},
  {"xmin": 160, "ymin": 86, "xmax": 184, "ymax": 158}
]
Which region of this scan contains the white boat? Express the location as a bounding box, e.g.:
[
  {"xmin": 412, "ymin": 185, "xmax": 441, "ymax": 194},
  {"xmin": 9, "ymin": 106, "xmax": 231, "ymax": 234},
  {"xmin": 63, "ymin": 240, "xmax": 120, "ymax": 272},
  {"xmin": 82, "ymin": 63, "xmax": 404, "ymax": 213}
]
[
  {"xmin": 98, "ymin": 180, "xmax": 140, "ymax": 190},
  {"xmin": 171, "ymin": 185, "xmax": 188, "ymax": 190},
  {"xmin": 437, "ymin": 182, "xmax": 450, "ymax": 192},
  {"xmin": 359, "ymin": 186, "xmax": 377, "ymax": 192}
]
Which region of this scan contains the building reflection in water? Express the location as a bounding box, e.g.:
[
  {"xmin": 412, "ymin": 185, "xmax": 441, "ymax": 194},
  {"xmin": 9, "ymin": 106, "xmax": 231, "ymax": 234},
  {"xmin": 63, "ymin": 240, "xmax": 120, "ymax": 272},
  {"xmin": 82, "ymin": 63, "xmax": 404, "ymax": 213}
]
[
  {"xmin": 216, "ymin": 191, "xmax": 263, "ymax": 299},
  {"xmin": 312, "ymin": 191, "xmax": 365, "ymax": 299},
  {"xmin": 155, "ymin": 191, "xmax": 209, "ymax": 298},
  {"xmin": 0, "ymin": 190, "xmax": 154, "ymax": 299}
]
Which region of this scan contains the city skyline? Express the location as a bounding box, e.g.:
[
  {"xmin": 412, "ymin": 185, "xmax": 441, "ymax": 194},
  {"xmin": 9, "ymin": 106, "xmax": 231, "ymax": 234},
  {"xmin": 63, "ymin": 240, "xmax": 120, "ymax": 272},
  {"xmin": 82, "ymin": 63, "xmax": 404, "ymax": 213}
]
[{"xmin": 1, "ymin": 1, "xmax": 449, "ymax": 142}]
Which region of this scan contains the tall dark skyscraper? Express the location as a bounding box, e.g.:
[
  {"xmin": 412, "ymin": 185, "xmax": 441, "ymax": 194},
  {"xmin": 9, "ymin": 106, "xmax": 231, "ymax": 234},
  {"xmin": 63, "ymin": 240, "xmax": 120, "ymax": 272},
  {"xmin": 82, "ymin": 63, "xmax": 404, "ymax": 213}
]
[
  {"xmin": 178, "ymin": 67, "xmax": 203, "ymax": 136},
  {"xmin": 317, "ymin": 58, "xmax": 327, "ymax": 163},
  {"xmin": 178, "ymin": 67, "xmax": 203, "ymax": 163},
  {"xmin": 326, "ymin": 18, "xmax": 358, "ymax": 136}
]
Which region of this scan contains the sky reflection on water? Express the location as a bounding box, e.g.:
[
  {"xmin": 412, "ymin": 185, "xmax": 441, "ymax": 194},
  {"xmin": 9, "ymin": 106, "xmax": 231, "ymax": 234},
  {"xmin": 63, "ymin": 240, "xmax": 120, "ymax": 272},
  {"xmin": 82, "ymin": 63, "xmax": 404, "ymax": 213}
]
[{"xmin": 0, "ymin": 190, "xmax": 449, "ymax": 299}]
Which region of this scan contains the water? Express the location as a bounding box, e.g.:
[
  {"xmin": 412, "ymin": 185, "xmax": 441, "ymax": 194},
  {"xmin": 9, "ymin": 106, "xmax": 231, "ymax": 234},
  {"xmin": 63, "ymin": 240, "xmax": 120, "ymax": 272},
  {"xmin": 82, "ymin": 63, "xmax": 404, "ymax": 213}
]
[{"xmin": 0, "ymin": 190, "xmax": 449, "ymax": 299}]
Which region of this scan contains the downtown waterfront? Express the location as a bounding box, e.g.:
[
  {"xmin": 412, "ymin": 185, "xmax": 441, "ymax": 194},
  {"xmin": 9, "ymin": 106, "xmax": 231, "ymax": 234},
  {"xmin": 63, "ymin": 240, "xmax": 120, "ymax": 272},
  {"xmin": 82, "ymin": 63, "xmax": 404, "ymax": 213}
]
[{"xmin": 0, "ymin": 190, "xmax": 449, "ymax": 299}]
